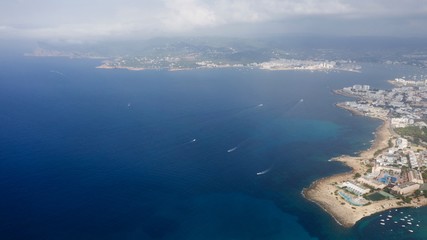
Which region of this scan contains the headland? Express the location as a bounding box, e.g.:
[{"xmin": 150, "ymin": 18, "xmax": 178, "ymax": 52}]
[{"xmin": 303, "ymin": 82, "xmax": 427, "ymax": 227}]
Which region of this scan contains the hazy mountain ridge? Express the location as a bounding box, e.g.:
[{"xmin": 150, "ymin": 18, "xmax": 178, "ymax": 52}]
[{"xmin": 24, "ymin": 36, "xmax": 427, "ymax": 71}]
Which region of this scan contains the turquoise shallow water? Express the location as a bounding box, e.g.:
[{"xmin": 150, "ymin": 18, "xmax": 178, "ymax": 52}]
[{"xmin": 0, "ymin": 56, "xmax": 426, "ymax": 239}]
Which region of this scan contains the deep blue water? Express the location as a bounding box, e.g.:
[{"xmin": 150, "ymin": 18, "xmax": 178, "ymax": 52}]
[{"xmin": 1, "ymin": 57, "xmax": 427, "ymax": 239}]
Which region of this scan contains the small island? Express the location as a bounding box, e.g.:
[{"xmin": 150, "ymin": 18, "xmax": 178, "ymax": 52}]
[{"xmin": 303, "ymin": 79, "xmax": 427, "ymax": 227}]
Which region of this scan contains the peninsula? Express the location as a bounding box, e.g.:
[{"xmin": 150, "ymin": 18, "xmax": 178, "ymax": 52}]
[{"xmin": 304, "ymin": 80, "xmax": 427, "ymax": 227}]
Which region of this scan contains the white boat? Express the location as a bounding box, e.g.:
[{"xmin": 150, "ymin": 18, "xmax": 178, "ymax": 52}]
[
  {"xmin": 258, "ymin": 104, "xmax": 263, "ymax": 107},
  {"xmin": 409, "ymin": 230, "xmax": 413, "ymax": 233},
  {"xmin": 380, "ymin": 222, "xmax": 385, "ymax": 225}
]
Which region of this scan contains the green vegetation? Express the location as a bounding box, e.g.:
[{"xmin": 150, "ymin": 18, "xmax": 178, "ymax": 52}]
[
  {"xmin": 395, "ymin": 126, "xmax": 427, "ymax": 144},
  {"xmin": 422, "ymin": 170, "xmax": 427, "ymax": 180},
  {"xmin": 365, "ymin": 192, "xmax": 387, "ymax": 201},
  {"xmin": 373, "ymin": 146, "xmax": 391, "ymax": 157},
  {"xmin": 388, "ymin": 139, "xmax": 393, "ymax": 148},
  {"xmin": 398, "ymin": 195, "xmax": 413, "ymax": 203},
  {"xmin": 414, "ymin": 190, "xmax": 421, "ymax": 197}
]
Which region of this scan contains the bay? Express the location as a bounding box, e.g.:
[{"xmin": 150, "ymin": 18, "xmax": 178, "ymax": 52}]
[{"xmin": 0, "ymin": 57, "xmax": 425, "ymax": 239}]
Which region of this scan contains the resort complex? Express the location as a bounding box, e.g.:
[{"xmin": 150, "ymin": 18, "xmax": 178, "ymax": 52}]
[{"xmin": 304, "ymin": 77, "xmax": 427, "ymax": 227}]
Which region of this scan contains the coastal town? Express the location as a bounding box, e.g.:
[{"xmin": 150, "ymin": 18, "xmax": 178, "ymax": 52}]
[
  {"xmin": 304, "ymin": 77, "xmax": 427, "ymax": 228},
  {"xmin": 97, "ymin": 57, "xmax": 360, "ymax": 72}
]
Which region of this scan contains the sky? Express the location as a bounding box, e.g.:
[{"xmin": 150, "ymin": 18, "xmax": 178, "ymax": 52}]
[{"xmin": 1, "ymin": 0, "xmax": 427, "ymax": 43}]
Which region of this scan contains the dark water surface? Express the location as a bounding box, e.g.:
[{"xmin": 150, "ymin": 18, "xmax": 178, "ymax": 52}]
[{"xmin": 1, "ymin": 57, "xmax": 426, "ymax": 239}]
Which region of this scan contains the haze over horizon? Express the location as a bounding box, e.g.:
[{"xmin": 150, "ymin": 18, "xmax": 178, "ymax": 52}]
[{"xmin": 2, "ymin": 0, "xmax": 427, "ymax": 44}]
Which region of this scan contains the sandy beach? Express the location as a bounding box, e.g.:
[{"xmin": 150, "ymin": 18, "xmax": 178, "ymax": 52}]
[{"xmin": 303, "ymin": 108, "xmax": 427, "ymax": 227}]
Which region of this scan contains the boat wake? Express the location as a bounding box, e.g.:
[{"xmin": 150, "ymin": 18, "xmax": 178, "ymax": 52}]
[
  {"xmin": 257, "ymin": 167, "xmax": 272, "ymax": 175},
  {"xmin": 284, "ymin": 98, "xmax": 305, "ymax": 114},
  {"xmin": 50, "ymin": 70, "xmax": 66, "ymax": 77},
  {"xmin": 179, "ymin": 138, "xmax": 198, "ymax": 146},
  {"xmin": 227, "ymin": 147, "xmax": 237, "ymax": 153},
  {"xmin": 184, "ymin": 138, "xmax": 197, "ymax": 144}
]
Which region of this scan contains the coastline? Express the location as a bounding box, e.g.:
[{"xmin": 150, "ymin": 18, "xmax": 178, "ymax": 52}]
[
  {"xmin": 303, "ymin": 105, "xmax": 427, "ymax": 228},
  {"xmin": 96, "ymin": 64, "xmax": 147, "ymax": 71},
  {"xmin": 96, "ymin": 64, "xmax": 360, "ymax": 73}
]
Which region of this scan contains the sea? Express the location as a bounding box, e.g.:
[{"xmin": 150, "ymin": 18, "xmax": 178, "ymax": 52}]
[{"xmin": 1, "ymin": 56, "xmax": 427, "ymax": 240}]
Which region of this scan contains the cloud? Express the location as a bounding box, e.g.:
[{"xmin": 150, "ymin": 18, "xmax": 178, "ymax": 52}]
[{"xmin": 1, "ymin": 0, "xmax": 427, "ymax": 41}]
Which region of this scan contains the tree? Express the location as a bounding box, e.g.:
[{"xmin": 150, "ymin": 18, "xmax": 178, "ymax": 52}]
[
  {"xmin": 388, "ymin": 139, "xmax": 393, "ymax": 148},
  {"xmin": 414, "ymin": 190, "xmax": 421, "ymax": 197},
  {"xmin": 402, "ymin": 196, "xmax": 412, "ymax": 204}
]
